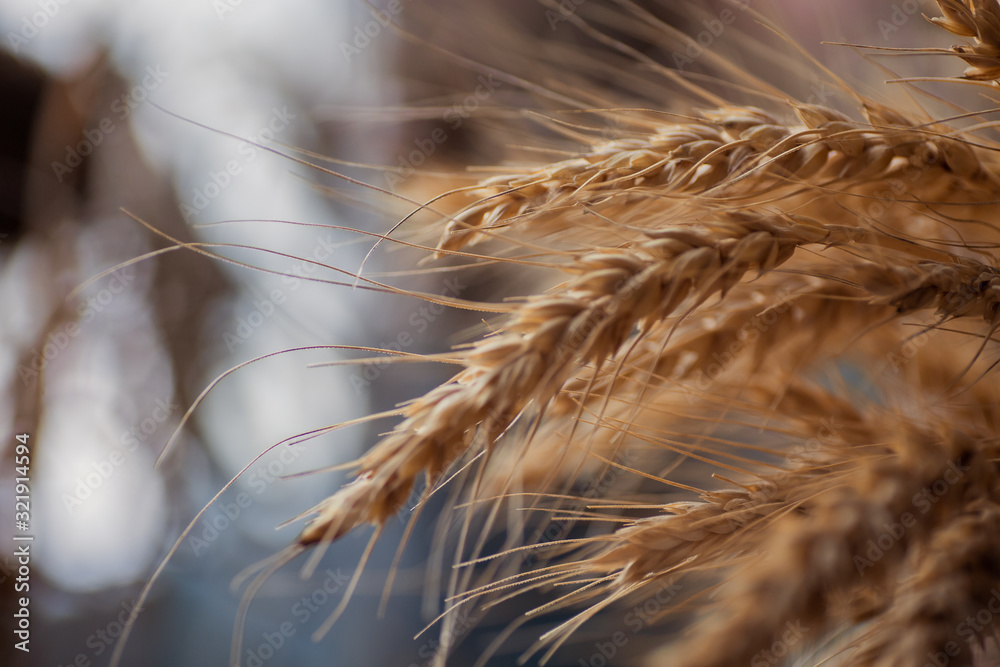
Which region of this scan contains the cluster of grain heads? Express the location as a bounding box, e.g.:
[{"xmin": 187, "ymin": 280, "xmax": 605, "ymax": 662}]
[
  {"xmin": 296, "ymin": 212, "xmax": 834, "ymax": 546},
  {"xmin": 273, "ymin": 2, "xmax": 1000, "ymax": 666}
]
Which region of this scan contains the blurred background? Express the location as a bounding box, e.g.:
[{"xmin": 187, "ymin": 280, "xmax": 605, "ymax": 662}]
[{"xmin": 0, "ymin": 1, "xmax": 944, "ymax": 666}]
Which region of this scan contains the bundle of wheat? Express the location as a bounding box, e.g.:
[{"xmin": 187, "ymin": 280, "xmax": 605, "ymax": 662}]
[
  {"xmin": 114, "ymin": 1, "xmax": 1000, "ymax": 666},
  {"xmin": 282, "ymin": 2, "xmax": 1000, "ymax": 665}
]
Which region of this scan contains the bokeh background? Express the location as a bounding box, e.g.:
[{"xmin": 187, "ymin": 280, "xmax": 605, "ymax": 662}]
[{"xmin": 0, "ymin": 1, "xmax": 946, "ymax": 666}]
